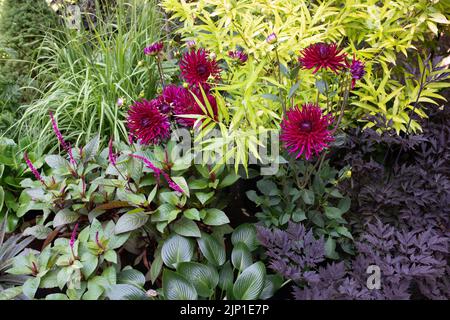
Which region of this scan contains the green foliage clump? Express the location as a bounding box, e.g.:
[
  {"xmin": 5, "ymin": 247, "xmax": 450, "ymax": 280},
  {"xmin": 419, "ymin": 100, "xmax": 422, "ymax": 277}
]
[
  {"xmin": 14, "ymin": 0, "xmax": 161, "ymax": 151},
  {"xmin": 0, "ymin": 0, "xmax": 58, "ymax": 111}
]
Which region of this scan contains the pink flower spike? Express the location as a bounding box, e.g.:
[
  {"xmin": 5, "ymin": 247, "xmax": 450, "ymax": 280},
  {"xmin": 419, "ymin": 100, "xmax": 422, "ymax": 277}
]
[
  {"xmin": 108, "ymin": 137, "xmax": 117, "ymax": 166},
  {"xmin": 70, "ymin": 223, "xmax": 79, "ymax": 249},
  {"xmin": 49, "ymin": 112, "xmax": 76, "ymax": 165},
  {"xmin": 130, "ymin": 154, "xmax": 161, "ymax": 182},
  {"xmin": 24, "ymin": 152, "xmax": 45, "ymax": 185},
  {"xmin": 161, "ymin": 170, "xmax": 183, "ymax": 193}
]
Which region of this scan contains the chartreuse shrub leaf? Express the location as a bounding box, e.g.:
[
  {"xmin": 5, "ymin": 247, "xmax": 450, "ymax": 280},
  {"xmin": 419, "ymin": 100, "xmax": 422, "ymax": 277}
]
[
  {"xmin": 163, "ymin": 269, "xmax": 198, "ymax": 300},
  {"xmin": 233, "ymin": 262, "xmax": 266, "ymax": 300},
  {"xmin": 177, "ymin": 262, "xmax": 219, "ymax": 297},
  {"xmin": 161, "ymin": 234, "xmax": 194, "ymax": 269}
]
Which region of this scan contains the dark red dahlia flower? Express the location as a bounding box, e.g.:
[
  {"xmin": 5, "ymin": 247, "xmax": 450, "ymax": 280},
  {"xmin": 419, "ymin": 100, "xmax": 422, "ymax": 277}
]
[
  {"xmin": 173, "ymin": 87, "xmax": 218, "ymax": 127},
  {"xmin": 298, "ymin": 43, "xmax": 346, "ymax": 74},
  {"xmin": 228, "ymin": 50, "xmax": 248, "ymax": 64},
  {"xmin": 280, "ymin": 103, "xmax": 334, "ymax": 160},
  {"xmin": 127, "ymin": 99, "xmax": 170, "ymax": 145},
  {"xmin": 155, "ymin": 85, "xmax": 183, "ymax": 114},
  {"xmin": 144, "ymin": 42, "xmax": 164, "ymax": 56},
  {"xmin": 346, "ymin": 56, "xmax": 365, "ymax": 88},
  {"xmin": 179, "ymin": 48, "xmax": 221, "ymax": 86}
]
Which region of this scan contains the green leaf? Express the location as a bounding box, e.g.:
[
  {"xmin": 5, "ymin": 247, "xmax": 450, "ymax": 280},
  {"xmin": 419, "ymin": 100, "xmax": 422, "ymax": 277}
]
[
  {"xmin": 260, "ymin": 274, "xmax": 283, "ymax": 300},
  {"xmin": 338, "ymin": 197, "xmax": 351, "ymax": 213},
  {"xmin": 292, "ymin": 209, "xmax": 306, "ymax": 222},
  {"xmin": 162, "ymin": 269, "xmax": 198, "ymax": 300},
  {"xmin": 23, "ymin": 225, "xmax": 52, "ymax": 240},
  {"xmin": 197, "ymin": 233, "xmax": 226, "ymax": 266},
  {"xmin": 0, "ymin": 286, "xmax": 23, "ymax": 300},
  {"xmin": 161, "ymin": 234, "xmax": 194, "ymax": 269},
  {"xmin": 22, "ymin": 277, "xmax": 40, "ymax": 299},
  {"xmin": 325, "ymin": 237, "xmax": 338, "ymax": 259},
  {"xmin": 218, "ymin": 172, "xmax": 240, "ymax": 189},
  {"xmin": 231, "ymin": 223, "xmax": 258, "ymax": 251},
  {"xmin": 336, "ymin": 226, "xmax": 353, "ymax": 239},
  {"xmin": 233, "ymin": 262, "xmax": 266, "ymax": 300},
  {"xmin": 231, "ymin": 243, "xmax": 252, "ymax": 271},
  {"xmin": 203, "ymin": 208, "xmax": 230, "ymax": 226},
  {"xmin": 171, "ymin": 176, "xmax": 189, "ymax": 197},
  {"xmin": 256, "ymin": 180, "xmax": 278, "ymax": 196},
  {"xmin": 218, "ymin": 262, "xmax": 234, "ymax": 291},
  {"xmin": 301, "ymin": 189, "xmax": 315, "ymax": 205},
  {"xmin": 177, "ymin": 262, "xmax": 219, "ymax": 297},
  {"xmin": 159, "ymin": 192, "xmax": 180, "ymax": 206},
  {"xmin": 45, "ymin": 293, "xmax": 69, "ymax": 300},
  {"xmin": 106, "ymin": 284, "xmax": 148, "ymax": 300},
  {"xmin": 118, "ymin": 269, "xmax": 146, "ymax": 287},
  {"xmin": 324, "ymin": 207, "xmax": 343, "ymax": 220},
  {"xmin": 53, "ymin": 209, "xmax": 80, "ymax": 227},
  {"xmin": 104, "ymin": 250, "xmax": 117, "ymax": 263},
  {"xmin": 149, "ymin": 252, "xmax": 163, "ymax": 284},
  {"xmin": 195, "ymin": 191, "xmax": 214, "ymax": 205},
  {"xmin": 316, "ymin": 79, "xmax": 329, "ymax": 95},
  {"xmin": 0, "ymin": 186, "xmax": 4, "ymax": 213},
  {"xmin": 173, "ymin": 217, "xmax": 201, "ymax": 237},
  {"xmin": 115, "ymin": 211, "xmax": 148, "ymax": 234},
  {"xmin": 45, "ymin": 155, "xmax": 68, "ymax": 170},
  {"xmin": 83, "ymin": 134, "xmax": 100, "ymax": 162},
  {"xmin": 81, "ymin": 253, "xmax": 98, "ymax": 279},
  {"xmin": 183, "ymin": 208, "xmax": 201, "ymax": 221}
]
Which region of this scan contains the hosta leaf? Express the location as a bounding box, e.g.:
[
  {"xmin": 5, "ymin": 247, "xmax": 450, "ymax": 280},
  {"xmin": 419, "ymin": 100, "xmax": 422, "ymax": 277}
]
[
  {"xmin": 118, "ymin": 269, "xmax": 146, "ymax": 287},
  {"xmin": 231, "ymin": 223, "xmax": 258, "ymax": 251},
  {"xmin": 161, "ymin": 234, "xmax": 194, "ymax": 269},
  {"xmin": 231, "ymin": 243, "xmax": 253, "ymax": 271},
  {"xmin": 106, "ymin": 284, "xmax": 148, "ymax": 300},
  {"xmin": 177, "ymin": 262, "xmax": 219, "ymax": 297},
  {"xmin": 197, "ymin": 233, "xmax": 226, "ymax": 267},
  {"xmin": 233, "ymin": 262, "xmax": 266, "ymax": 300},
  {"xmin": 162, "ymin": 269, "xmax": 197, "ymax": 300}
]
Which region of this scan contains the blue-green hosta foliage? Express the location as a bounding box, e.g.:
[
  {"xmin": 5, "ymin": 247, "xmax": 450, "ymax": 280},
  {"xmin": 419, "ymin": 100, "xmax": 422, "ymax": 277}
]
[
  {"xmin": 247, "ymin": 159, "xmax": 353, "ymax": 260},
  {"xmin": 159, "ymin": 225, "xmax": 282, "ymax": 300}
]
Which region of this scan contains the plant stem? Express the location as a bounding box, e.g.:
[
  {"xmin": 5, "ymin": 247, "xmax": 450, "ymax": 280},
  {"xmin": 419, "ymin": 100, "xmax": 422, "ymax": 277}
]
[
  {"xmin": 156, "ymin": 57, "xmax": 165, "ymax": 89},
  {"xmin": 274, "ymin": 46, "xmax": 287, "ymax": 116}
]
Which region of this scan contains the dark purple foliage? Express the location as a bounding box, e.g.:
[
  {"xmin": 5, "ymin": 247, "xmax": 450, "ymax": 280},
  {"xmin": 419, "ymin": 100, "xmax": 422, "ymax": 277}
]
[
  {"xmin": 258, "ymin": 221, "xmax": 450, "ymax": 300},
  {"xmin": 256, "ymin": 222, "xmax": 325, "ymax": 282}
]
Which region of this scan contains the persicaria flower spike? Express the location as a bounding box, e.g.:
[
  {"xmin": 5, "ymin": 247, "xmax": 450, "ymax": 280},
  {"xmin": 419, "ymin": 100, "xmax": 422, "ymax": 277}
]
[
  {"xmin": 346, "ymin": 56, "xmax": 365, "ymax": 89},
  {"xmin": 228, "ymin": 50, "xmax": 248, "ymax": 64},
  {"xmin": 266, "ymin": 32, "xmax": 277, "ymax": 44},
  {"xmin": 49, "ymin": 112, "xmax": 76, "ymax": 164},
  {"xmin": 70, "ymin": 223, "xmax": 79, "ymax": 249},
  {"xmin": 24, "ymin": 152, "xmax": 45, "ymax": 185},
  {"xmin": 144, "ymin": 42, "xmax": 164, "ymax": 56},
  {"xmin": 179, "ymin": 48, "xmax": 221, "ymax": 87},
  {"xmin": 281, "ymin": 104, "xmax": 334, "ymax": 160},
  {"xmin": 127, "ymin": 99, "xmax": 170, "ymax": 145},
  {"xmin": 298, "ymin": 43, "xmax": 346, "ymax": 74},
  {"xmin": 131, "ymin": 154, "xmax": 183, "ymax": 193},
  {"xmin": 108, "ymin": 137, "xmax": 117, "ymax": 166}
]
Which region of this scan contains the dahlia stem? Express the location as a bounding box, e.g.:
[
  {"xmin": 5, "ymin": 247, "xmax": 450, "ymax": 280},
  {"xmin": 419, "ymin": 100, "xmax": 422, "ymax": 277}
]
[
  {"xmin": 331, "ymin": 74, "xmax": 351, "ymax": 134},
  {"xmin": 274, "ymin": 46, "xmax": 287, "ymax": 116},
  {"xmin": 156, "ymin": 56, "xmax": 166, "ymax": 89}
]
